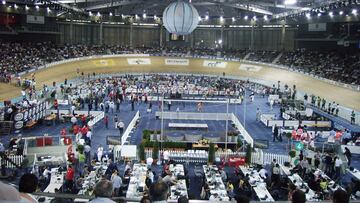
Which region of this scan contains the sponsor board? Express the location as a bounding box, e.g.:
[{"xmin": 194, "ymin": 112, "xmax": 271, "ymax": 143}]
[
  {"xmin": 93, "ymin": 59, "xmax": 115, "ymax": 67},
  {"xmin": 203, "ymin": 60, "xmax": 227, "ymax": 68},
  {"xmin": 239, "ymin": 64, "xmax": 262, "ymax": 72},
  {"xmin": 165, "ymin": 58, "xmax": 189, "ymax": 66},
  {"xmin": 127, "ymin": 58, "xmax": 151, "ymax": 65}
]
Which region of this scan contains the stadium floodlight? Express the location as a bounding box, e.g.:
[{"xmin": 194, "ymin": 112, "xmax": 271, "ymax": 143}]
[
  {"xmin": 339, "ymin": 11, "xmax": 344, "ymax": 15},
  {"xmin": 352, "ymin": 9, "xmax": 357, "ymax": 15},
  {"xmin": 2, "ymin": 0, "xmax": 5, "ymax": 5},
  {"xmin": 244, "ymin": 15, "xmax": 248, "ymax": 20},
  {"xmin": 284, "ymin": 0, "xmax": 296, "ymax": 5}
]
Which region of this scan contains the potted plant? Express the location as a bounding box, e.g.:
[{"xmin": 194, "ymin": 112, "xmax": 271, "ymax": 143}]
[
  {"xmin": 245, "ymin": 144, "xmax": 252, "ymax": 165},
  {"xmin": 152, "ymin": 141, "xmax": 159, "ymax": 162},
  {"xmin": 286, "ymin": 132, "xmax": 292, "ymax": 150},
  {"xmin": 289, "ymin": 150, "xmax": 296, "ymax": 166},
  {"xmin": 138, "ymin": 143, "xmax": 146, "ymax": 162},
  {"xmin": 208, "ymin": 142, "xmax": 215, "ymax": 164}
]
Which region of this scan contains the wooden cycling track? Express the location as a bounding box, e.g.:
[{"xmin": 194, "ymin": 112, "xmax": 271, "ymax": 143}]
[{"xmin": 0, "ymin": 56, "xmax": 359, "ymax": 111}]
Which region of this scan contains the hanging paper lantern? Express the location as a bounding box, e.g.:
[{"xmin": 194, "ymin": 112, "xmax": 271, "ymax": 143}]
[{"xmin": 162, "ymin": 1, "xmax": 199, "ymax": 35}]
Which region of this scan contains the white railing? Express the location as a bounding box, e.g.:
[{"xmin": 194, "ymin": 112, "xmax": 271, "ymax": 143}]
[
  {"xmin": 231, "ymin": 114, "xmax": 254, "ymax": 147},
  {"xmin": 155, "ymin": 111, "xmax": 231, "ymax": 121},
  {"xmin": 142, "ymin": 149, "xmax": 288, "ymax": 166},
  {"xmin": 121, "ymin": 111, "xmax": 140, "ymax": 146},
  {"xmin": 0, "ymin": 154, "xmax": 23, "ymax": 168}
]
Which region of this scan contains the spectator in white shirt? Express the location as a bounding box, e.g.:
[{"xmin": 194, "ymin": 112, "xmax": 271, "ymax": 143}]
[
  {"xmin": 334, "ymin": 156, "xmax": 343, "ymax": 180},
  {"xmin": 146, "ymin": 157, "xmax": 153, "ymax": 169},
  {"xmin": 97, "ymin": 145, "xmax": 104, "ymax": 162},
  {"xmin": 163, "ymin": 150, "xmax": 170, "ymax": 164},
  {"xmin": 259, "ymin": 167, "xmax": 267, "ymax": 179}
]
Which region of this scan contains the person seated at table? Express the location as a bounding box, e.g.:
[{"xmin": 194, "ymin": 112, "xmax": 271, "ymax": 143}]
[
  {"xmin": 259, "ymin": 166, "xmax": 268, "ymax": 179},
  {"xmin": 19, "ymin": 173, "xmax": 39, "ymax": 203},
  {"xmin": 292, "ymin": 189, "xmax": 306, "ymax": 203},
  {"xmin": 89, "ymin": 179, "xmax": 116, "ymax": 203},
  {"xmin": 200, "ymin": 182, "xmax": 210, "ymax": 199},
  {"xmin": 319, "ymin": 177, "xmax": 328, "ymax": 191},
  {"xmin": 161, "ymin": 172, "xmax": 178, "ymax": 186},
  {"xmin": 220, "ymin": 168, "xmax": 227, "ymax": 182},
  {"xmin": 149, "ymin": 181, "xmax": 169, "ymax": 203},
  {"xmin": 123, "ymin": 168, "xmax": 132, "ymax": 182},
  {"xmin": 333, "ymin": 188, "xmax": 349, "ymax": 203},
  {"xmin": 105, "ymin": 159, "xmax": 118, "ymax": 178}
]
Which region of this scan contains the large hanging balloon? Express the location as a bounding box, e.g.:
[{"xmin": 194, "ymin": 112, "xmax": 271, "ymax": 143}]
[{"xmin": 162, "ymin": 1, "xmax": 199, "ymax": 35}]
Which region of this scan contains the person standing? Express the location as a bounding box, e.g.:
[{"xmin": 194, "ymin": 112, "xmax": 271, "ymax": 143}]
[
  {"xmin": 334, "ymin": 156, "xmax": 343, "ymax": 181},
  {"xmin": 351, "ymin": 110, "xmax": 356, "ymax": 125},
  {"xmin": 104, "ymin": 115, "xmax": 109, "ymax": 129},
  {"xmin": 344, "ymin": 147, "xmax": 352, "ymax": 167},
  {"xmin": 256, "ymin": 108, "xmax": 261, "ymax": 121},
  {"xmin": 114, "ymin": 114, "xmax": 118, "ymax": 129},
  {"xmin": 111, "ymin": 170, "xmax": 122, "ymax": 197},
  {"xmin": 273, "ymin": 124, "xmax": 279, "ymax": 142},
  {"xmin": 117, "ymin": 121, "xmax": 125, "ymax": 136}
]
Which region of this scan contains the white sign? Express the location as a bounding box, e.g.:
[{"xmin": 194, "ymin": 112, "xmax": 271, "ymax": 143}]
[
  {"xmin": 127, "ymin": 58, "xmax": 151, "ymax": 65},
  {"xmin": 26, "ymin": 15, "xmax": 45, "ymax": 24},
  {"xmin": 165, "ymin": 58, "xmax": 189, "ymax": 66},
  {"xmin": 239, "ymin": 64, "xmax": 262, "ymax": 72},
  {"xmin": 57, "ymin": 99, "xmax": 69, "ymax": 105},
  {"xmin": 203, "ymin": 60, "xmax": 227, "ymax": 68},
  {"xmin": 121, "ymin": 145, "xmax": 137, "ymax": 157}
]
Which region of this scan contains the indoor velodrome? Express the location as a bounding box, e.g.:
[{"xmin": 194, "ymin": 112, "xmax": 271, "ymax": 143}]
[{"xmin": 1, "ymin": 0, "xmax": 360, "ymax": 203}]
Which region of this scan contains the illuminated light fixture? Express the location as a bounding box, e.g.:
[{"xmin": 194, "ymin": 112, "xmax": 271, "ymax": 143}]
[
  {"xmin": 232, "ymin": 17, "xmax": 235, "ymax": 21},
  {"xmin": 143, "ymin": 13, "xmax": 146, "ymax": 18},
  {"xmin": 284, "ymin": 0, "xmax": 296, "ymax": 5},
  {"xmin": 339, "ymin": 11, "xmax": 344, "ymax": 15},
  {"xmin": 352, "ymin": 9, "xmax": 357, "ymax": 15},
  {"xmin": 329, "ymin": 11, "xmax": 333, "ymax": 16},
  {"xmin": 244, "ymin": 15, "xmax": 248, "ymax": 20},
  {"xmin": 97, "ymin": 12, "xmax": 101, "ymax": 16},
  {"xmin": 2, "ymin": 0, "xmax": 5, "ymax": 5},
  {"xmin": 35, "ymin": 5, "xmax": 39, "ymax": 9},
  {"xmin": 205, "ymin": 15, "xmax": 209, "ymax": 20},
  {"xmin": 109, "ymin": 12, "xmax": 113, "ymax": 16},
  {"xmin": 317, "ymin": 13, "xmax": 321, "ymax": 17},
  {"xmin": 220, "ymin": 16, "xmax": 224, "ymax": 21}
]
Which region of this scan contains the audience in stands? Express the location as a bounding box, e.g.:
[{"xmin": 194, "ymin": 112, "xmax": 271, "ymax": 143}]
[{"xmin": 0, "ymin": 42, "xmax": 359, "ymax": 86}]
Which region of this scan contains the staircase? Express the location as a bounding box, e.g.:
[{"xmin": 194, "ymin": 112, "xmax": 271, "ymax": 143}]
[{"xmin": 272, "ymin": 53, "xmax": 283, "ymax": 64}]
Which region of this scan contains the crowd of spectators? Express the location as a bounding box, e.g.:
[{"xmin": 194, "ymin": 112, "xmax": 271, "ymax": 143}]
[{"xmin": 0, "ymin": 41, "xmax": 359, "ymax": 85}]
